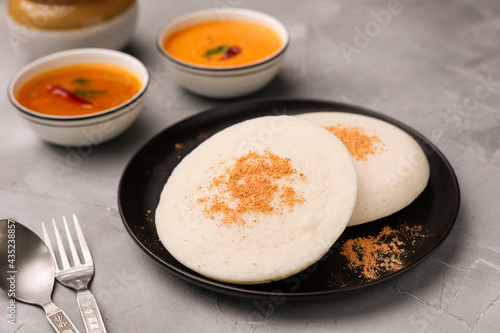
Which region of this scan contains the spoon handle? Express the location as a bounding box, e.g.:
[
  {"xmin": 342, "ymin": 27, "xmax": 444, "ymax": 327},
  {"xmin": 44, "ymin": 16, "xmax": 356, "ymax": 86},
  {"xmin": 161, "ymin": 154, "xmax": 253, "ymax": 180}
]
[
  {"xmin": 77, "ymin": 289, "xmax": 107, "ymax": 333},
  {"xmin": 44, "ymin": 302, "xmax": 81, "ymax": 333}
]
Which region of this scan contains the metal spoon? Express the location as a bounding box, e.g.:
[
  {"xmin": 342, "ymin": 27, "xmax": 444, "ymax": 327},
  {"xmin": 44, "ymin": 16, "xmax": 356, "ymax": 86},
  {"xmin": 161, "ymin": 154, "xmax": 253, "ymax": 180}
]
[{"xmin": 0, "ymin": 219, "xmax": 80, "ymax": 333}]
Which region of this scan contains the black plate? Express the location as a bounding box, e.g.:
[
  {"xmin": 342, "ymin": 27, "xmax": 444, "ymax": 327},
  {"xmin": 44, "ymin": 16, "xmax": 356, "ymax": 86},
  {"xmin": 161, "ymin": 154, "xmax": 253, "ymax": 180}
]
[{"xmin": 118, "ymin": 98, "xmax": 460, "ymax": 299}]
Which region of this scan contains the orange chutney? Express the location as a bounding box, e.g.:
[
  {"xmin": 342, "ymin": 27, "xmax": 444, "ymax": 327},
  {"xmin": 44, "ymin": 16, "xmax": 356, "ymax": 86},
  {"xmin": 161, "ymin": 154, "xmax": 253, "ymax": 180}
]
[
  {"xmin": 163, "ymin": 20, "xmax": 282, "ymax": 67},
  {"xmin": 16, "ymin": 63, "xmax": 141, "ymax": 116}
]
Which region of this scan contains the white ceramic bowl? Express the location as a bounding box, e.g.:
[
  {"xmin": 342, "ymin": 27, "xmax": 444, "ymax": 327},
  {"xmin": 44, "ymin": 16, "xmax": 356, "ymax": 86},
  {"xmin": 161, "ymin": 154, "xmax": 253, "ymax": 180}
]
[
  {"xmin": 157, "ymin": 8, "xmax": 289, "ymax": 99},
  {"xmin": 8, "ymin": 48, "xmax": 149, "ymax": 146},
  {"xmin": 6, "ymin": 1, "xmax": 138, "ymax": 59}
]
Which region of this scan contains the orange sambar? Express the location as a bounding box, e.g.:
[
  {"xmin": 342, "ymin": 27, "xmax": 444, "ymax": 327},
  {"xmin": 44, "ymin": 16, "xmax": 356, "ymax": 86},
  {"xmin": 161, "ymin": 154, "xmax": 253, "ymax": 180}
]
[
  {"xmin": 163, "ymin": 20, "xmax": 282, "ymax": 67},
  {"xmin": 16, "ymin": 63, "xmax": 141, "ymax": 116}
]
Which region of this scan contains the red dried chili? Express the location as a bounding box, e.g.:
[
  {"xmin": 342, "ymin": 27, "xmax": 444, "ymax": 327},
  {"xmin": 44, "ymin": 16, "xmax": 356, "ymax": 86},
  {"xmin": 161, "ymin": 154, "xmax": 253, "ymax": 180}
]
[{"xmin": 46, "ymin": 84, "xmax": 92, "ymax": 106}]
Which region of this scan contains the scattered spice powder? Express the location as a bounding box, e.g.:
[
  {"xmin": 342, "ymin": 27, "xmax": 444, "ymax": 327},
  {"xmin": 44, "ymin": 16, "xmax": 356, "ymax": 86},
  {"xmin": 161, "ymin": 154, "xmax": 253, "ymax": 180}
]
[
  {"xmin": 144, "ymin": 209, "xmax": 153, "ymax": 223},
  {"xmin": 340, "ymin": 224, "xmax": 424, "ymax": 280},
  {"xmin": 174, "ymin": 143, "xmax": 184, "ymax": 150},
  {"xmin": 198, "ymin": 149, "xmax": 306, "ymax": 225},
  {"xmin": 325, "ymin": 124, "xmax": 385, "ymax": 161}
]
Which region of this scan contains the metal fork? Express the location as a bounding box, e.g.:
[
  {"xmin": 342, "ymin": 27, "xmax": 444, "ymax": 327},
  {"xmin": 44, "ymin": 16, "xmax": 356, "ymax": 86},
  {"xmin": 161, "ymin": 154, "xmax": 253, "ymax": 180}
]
[{"xmin": 42, "ymin": 215, "xmax": 107, "ymax": 333}]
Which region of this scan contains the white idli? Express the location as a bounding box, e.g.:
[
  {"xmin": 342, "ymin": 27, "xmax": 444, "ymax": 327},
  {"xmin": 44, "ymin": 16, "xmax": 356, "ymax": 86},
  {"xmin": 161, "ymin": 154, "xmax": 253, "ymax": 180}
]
[
  {"xmin": 155, "ymin": 116, "xmax": 357, "ymax": 284},
  {"xmin": 297, "ymin": 112, "xmax": 430, "ymax": 226}
]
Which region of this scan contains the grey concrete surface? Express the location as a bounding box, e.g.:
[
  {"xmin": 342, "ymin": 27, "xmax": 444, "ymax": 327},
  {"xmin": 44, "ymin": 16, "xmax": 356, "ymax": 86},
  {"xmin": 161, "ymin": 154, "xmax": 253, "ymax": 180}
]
[{"xmin": 1, "ymin": 0, "xmax": 499, "ymax": 332}]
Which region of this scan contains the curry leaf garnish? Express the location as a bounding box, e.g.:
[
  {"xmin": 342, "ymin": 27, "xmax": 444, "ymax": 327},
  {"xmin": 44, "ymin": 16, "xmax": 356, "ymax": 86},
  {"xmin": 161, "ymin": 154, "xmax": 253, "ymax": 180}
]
[
  {"xmin": 74, "ymin": 89, "xmax": 108, "ymax": 97},
  {"xmin": 203, "ymin": 44, "xmax": 229, "ymax": 56},
  {"xmin": 72, "ymin": 78, "xmax": 91, "ymax": 86}
]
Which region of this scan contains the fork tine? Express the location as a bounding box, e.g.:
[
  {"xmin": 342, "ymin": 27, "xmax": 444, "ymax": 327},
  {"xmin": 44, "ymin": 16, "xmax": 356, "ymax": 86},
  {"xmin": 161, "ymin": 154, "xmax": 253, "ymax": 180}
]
[
  {"xmin": 63, "ymin": 216, "xmax": 81, "ymax": 266},
  {"xmin": 42, "ymin": 222, "xmax": 59, "ymax": 270},
  {"xmin": 72, "ymin": 214, "xmax": 92, "ymax": 263},
  {"xmin": 52, "ymin": 218, "xmax": 72, "ymax": 269}
]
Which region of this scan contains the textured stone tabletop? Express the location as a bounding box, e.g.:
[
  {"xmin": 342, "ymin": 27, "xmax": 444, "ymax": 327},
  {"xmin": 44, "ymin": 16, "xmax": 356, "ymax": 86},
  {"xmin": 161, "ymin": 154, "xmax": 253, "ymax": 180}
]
[{"xmin": 1, "ymin": 0, "xmax": 499, "ymax": 332}]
